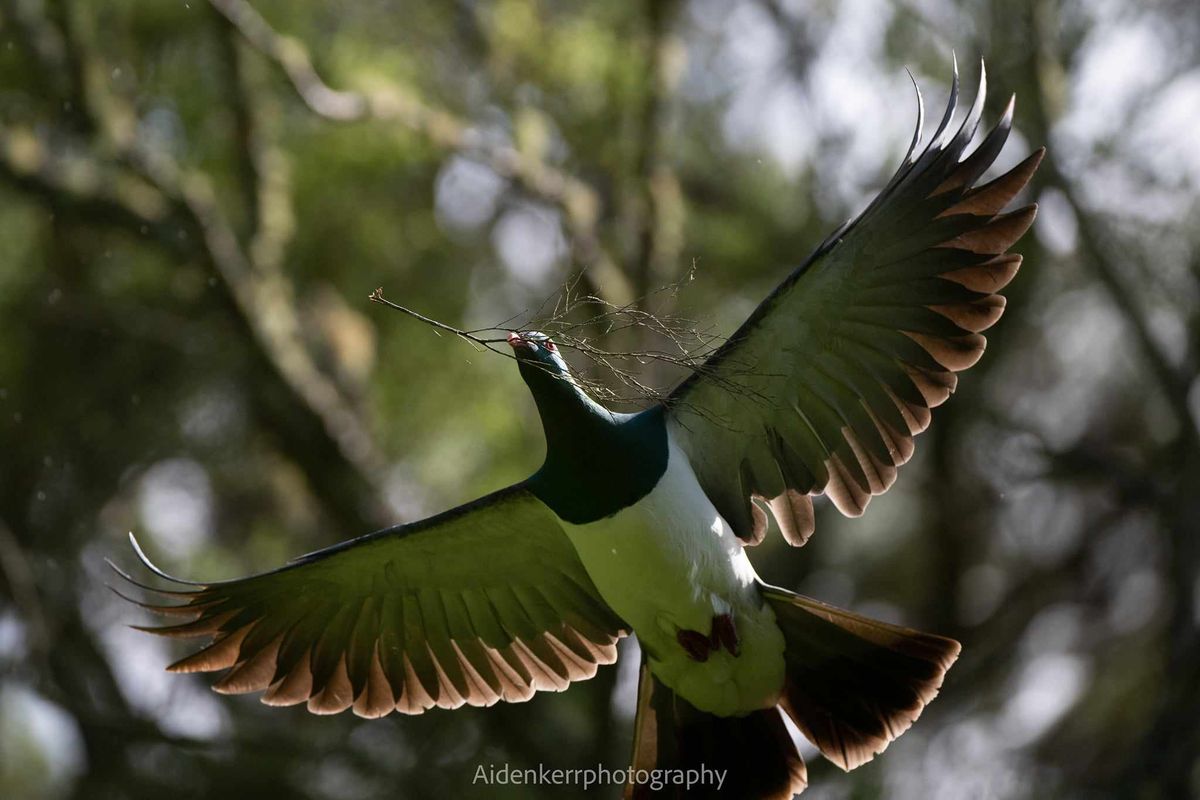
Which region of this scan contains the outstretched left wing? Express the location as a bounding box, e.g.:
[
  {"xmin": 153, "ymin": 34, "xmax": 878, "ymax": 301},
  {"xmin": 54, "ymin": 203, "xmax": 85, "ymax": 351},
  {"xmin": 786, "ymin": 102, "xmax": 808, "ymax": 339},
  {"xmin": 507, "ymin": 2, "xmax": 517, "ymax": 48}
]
[{"xmin": 115, "ymin": 484, "xmax": 627, "ymax": 718}]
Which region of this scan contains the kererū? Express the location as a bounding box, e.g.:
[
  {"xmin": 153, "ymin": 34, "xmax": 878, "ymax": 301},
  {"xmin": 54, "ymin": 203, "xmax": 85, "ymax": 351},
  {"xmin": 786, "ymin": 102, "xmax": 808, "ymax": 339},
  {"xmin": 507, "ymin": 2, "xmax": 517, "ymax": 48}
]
[{"xmin": 116, "ymin": 63, "xmax": 1041, "ymax": 799}]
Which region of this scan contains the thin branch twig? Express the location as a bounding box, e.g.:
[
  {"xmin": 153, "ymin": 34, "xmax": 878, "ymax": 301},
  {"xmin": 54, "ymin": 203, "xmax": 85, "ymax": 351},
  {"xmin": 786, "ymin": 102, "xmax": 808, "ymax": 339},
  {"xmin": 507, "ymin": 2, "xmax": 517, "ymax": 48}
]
[{"xmin": 368, "ymin": 275, "xmax": 770, "ymax": 411}]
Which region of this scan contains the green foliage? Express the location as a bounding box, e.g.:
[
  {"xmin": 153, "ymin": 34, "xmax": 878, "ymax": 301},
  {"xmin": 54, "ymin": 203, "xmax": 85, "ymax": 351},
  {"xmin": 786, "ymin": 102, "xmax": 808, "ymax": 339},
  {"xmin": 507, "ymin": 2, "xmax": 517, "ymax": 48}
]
[{"xmin": 0, "ymin": 1, "xmax": 1197, "ymax": 799}]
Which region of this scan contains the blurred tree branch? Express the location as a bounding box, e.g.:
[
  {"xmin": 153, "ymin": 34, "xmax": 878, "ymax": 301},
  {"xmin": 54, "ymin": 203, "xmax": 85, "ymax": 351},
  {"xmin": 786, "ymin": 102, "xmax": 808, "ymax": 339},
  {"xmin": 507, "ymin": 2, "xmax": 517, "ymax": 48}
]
[
  {"xmin": 625, "ymin": 0, "xmax": 685, "ymax": 298},
  {"xmin": 0, "ymin": 2, "xmax": 1195, "ymax": 797},
  {"xmin": 0, "ymin": 516, "xmax": 49, "ymax": 659},
  {"xmin": 760, "ymin": 0, "xmax": 822, "ymax": 77},
  {"xmin": 0, "ymin": 2, "xmax": 393, "ymax": 527},
  {"xmin": 1020, "ymin": 8, "xmax": 1198, "ymax": 453},
  {"xmin": 1020, "ymin": 5, "xmax": 1200, "ymax": 794},
  {"xmin": 1, "ymin": 4, "xmax": 638, "ymax": 792},
  {"xmin": 1042, "ymin": 158, "xmax": 1200, "ymax": 452},
  {"xmin": 206, "ymin": 0, "xmax": 636, "ymax": 305}
]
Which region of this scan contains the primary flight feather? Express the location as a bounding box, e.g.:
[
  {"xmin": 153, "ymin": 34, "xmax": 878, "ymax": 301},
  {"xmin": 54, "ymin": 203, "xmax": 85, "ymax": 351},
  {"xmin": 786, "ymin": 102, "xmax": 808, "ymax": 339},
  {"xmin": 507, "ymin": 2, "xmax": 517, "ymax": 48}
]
[{"xmin": 116, "ymin": 63, "xmax": 1041, "ymax": 799}]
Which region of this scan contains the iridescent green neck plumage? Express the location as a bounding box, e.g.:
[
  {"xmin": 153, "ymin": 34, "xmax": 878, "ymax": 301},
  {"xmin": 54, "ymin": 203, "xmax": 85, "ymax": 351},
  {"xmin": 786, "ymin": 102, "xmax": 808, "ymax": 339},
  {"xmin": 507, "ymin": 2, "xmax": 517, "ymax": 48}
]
[{"xmin": 518, "ymin": 360, "xmax": 668, "ymax": 524}]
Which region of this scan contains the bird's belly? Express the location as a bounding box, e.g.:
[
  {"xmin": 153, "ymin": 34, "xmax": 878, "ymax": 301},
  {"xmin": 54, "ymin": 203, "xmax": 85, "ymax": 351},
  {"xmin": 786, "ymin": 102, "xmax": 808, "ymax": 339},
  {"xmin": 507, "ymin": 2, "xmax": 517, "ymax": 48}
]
[{"xmin": 559, "ymin": 437, "xmax": 785, "ymax": 716}]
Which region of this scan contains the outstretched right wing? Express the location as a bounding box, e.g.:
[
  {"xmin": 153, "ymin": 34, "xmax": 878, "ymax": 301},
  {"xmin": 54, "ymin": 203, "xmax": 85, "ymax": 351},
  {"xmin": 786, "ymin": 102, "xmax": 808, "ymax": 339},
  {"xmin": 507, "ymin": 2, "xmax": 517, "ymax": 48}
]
[
  {"xmin": 667, "ymin": 63, "xmax": 1042, "ymax": 546},
  {"xmin": 115, "ymin": 483, "xmax": 627, "ymax": 718}
]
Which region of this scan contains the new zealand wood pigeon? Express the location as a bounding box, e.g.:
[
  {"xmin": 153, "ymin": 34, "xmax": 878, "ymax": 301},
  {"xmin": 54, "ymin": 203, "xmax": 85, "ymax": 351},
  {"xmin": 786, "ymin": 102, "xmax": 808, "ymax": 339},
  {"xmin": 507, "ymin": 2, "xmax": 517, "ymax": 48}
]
[{"xmin": 116, "ymin": 63, "xmax": 1042, "ymax": 799}]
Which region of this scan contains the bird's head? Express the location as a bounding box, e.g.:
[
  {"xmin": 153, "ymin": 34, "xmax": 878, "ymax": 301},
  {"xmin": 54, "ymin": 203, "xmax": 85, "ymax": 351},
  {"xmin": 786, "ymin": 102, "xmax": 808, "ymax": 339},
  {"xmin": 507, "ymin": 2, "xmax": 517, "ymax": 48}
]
[
  {"xmin": 507, "ymin": 330, "xmax": 571, "ymax": 377},
  {"xmin": 507, "ymin": 329, "xmax": 602, "ymax": 426},
  {"xmin": 507, "ymin": 329, "xmax": 616, "ymax": 459}
]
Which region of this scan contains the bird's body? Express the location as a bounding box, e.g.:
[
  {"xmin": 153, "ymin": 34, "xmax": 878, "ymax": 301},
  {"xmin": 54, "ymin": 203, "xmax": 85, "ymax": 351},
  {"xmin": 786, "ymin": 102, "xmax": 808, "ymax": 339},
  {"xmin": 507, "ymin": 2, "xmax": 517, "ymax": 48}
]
[
  {"xmin": 560, "ymin": 426, "xmax": 785, "ymax": 716},
  {"xmin": 118, "ymin": 64, "xmax": 1043, "ymax": 799},
  {"xmin": 517, "ymin": 343, "xmax": 785, "ymax": 715}
]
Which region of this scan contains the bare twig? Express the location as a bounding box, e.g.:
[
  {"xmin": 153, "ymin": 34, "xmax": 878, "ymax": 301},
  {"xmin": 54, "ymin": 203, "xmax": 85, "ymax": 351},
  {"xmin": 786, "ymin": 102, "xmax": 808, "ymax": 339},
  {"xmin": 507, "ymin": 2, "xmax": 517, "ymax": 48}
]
[
  {"xmin": 369, "ymin": 287, "xmax": 508, "ymax": 349},
  {"xmin": 368, "ymin": 272, "xmax": 770, "ymax": 411}
]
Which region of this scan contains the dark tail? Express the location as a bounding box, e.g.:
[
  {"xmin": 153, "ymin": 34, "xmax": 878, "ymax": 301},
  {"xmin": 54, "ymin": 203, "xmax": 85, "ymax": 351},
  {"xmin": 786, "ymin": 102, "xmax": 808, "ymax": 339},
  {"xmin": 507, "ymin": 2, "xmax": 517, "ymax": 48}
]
[
  {"xmin": 625, "ymin": 586, "xmax": 959, "ymax": 798},
  {"xmin": 764, "ymin": 584, "xmax": 960, "ymax": 773},
  {"xmin": 625, "ymin": 660, "xmax": 807, "ymax": 799}
]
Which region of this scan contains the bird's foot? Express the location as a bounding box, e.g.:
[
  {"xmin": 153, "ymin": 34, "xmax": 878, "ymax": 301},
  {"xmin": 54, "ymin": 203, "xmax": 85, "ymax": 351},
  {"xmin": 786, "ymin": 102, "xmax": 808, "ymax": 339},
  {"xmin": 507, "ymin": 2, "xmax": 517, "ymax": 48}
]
[
  {"xmin": 676, "ymin": 613, "xmax": 740, "ymax": 661},
  {"xmin": 676, "ymin": 629, "xmax": 712, "ymax": 662},
  {"xmin": 710, "ymin": 612, "xmax": 740, "ymax": 656}
]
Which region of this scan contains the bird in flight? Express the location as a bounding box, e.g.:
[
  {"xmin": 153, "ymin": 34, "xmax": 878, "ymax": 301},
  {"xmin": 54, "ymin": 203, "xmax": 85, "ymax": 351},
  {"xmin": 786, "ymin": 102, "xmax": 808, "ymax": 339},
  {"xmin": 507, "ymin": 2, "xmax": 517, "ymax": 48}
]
[{"xmin": 116, "ymin": 62, "xmax": 1042, "ymax": 799}]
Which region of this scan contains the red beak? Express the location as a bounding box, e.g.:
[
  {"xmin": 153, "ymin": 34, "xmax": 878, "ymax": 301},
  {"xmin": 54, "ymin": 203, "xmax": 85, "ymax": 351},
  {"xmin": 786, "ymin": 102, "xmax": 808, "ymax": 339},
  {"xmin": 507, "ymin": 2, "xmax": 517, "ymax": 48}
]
[{"xmin": 506, "ymin": 331, "xmax": 524, "ymax": 349}]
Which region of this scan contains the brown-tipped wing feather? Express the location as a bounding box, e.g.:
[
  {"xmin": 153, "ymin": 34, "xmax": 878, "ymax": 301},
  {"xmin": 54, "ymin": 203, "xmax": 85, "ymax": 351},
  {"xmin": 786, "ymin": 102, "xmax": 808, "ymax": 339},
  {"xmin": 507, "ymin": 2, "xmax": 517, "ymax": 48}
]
[
  {"xmin": 116, "ymin": 484, "xmax": 628, "ymax": 718},
  {"xmin": 668, "ymin": 63, "xmax": 1043, "ymax": 545}
]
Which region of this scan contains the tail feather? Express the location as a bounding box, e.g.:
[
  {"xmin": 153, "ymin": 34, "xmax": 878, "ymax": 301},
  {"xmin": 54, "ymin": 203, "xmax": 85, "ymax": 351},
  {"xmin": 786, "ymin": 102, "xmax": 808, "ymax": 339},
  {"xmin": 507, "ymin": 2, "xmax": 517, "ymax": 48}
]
[
  {"xmin": 623, "ymin": 589, "xmax": 959, "ymax": 797},
  {"xmin": 761, "ymin": 584, "xmax": 961, "ymax": 772},
  {"xmin": 625, "ymin": 657, "xmax": 807, "ymax": 800}
]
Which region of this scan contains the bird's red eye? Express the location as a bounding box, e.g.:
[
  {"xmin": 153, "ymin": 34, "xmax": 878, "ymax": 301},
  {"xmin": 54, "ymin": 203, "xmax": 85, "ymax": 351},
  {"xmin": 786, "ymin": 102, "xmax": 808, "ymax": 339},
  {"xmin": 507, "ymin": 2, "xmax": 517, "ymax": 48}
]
[{"xmin": 545, "ymin": 340, "xmax": 557, "ymax": 352}]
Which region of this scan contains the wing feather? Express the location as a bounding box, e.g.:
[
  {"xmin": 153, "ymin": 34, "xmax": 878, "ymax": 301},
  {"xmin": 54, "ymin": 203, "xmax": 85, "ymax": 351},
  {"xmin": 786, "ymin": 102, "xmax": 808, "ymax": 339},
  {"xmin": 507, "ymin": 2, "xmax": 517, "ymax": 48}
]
[
  {"xmin": 117, "ymin": 484, "xmax": 627, "ymax": 717},
  {"xmin": 668, "ymin": 64, "xmax": 1042, "ymax": 544}
]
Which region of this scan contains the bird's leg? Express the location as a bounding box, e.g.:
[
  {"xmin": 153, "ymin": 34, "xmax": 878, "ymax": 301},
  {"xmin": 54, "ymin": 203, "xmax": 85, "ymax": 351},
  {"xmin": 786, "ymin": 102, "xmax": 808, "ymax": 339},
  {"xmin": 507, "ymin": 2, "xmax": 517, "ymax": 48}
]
[
  {"xmin": 711, "ymin": 612, "xmax": 740, "ymax": 656},
  {"xmin": 676, "ymin": 628, "xmax": 713, "ymax": 662}
]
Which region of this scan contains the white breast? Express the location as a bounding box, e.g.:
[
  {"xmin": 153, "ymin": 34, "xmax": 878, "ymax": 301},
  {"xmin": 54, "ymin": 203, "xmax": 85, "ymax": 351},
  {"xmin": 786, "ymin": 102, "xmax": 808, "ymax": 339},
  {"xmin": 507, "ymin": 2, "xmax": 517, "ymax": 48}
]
[{"xmin": 560, "ymin": 432, "xmax": 785, "ymax": 715}]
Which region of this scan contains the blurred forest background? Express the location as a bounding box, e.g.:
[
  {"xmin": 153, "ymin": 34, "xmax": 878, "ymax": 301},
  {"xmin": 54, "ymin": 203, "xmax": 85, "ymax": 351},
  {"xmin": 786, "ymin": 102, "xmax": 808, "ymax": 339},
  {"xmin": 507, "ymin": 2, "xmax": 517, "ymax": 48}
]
[{"xmin": 1, "ymin": 0, "xmax": 1198, "ymax": 798}]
